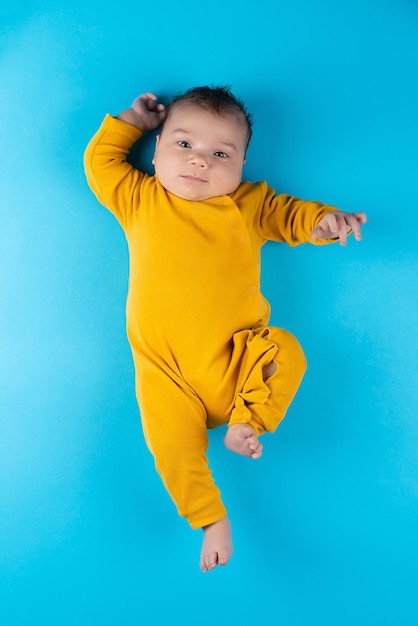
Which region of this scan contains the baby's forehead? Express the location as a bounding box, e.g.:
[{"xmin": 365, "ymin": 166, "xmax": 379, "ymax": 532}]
[{"xmin": 163, "ymin": 102, "xmax": 249, "ymax": 139}]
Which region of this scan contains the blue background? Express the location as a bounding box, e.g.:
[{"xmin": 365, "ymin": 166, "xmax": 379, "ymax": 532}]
[{"xmin": 1, "ymin": 0, "xmax": 417, "ymax": 624}]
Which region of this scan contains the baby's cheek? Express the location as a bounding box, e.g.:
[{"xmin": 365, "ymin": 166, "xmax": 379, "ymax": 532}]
[{"xmin": 222, "ymin": 168, "xmax": 242, "ymax": 191}]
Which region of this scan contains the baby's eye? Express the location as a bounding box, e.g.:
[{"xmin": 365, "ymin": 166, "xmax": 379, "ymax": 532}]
[
  {"xmin": 213, "ymin": 151, "xmax": 228, "ymax": 158},
  {"xmin": 177, "ymin": 140, "xmax": 192, "ymax": 148}
]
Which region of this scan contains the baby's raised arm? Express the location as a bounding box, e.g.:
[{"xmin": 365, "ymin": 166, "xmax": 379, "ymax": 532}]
[
  {"xmin": 117, "ymin": 92, "xmax": 166, "ymax": 131},
  {"xmin": 84, "ymin": 93, "xmax": 165, "ymax": 225}
]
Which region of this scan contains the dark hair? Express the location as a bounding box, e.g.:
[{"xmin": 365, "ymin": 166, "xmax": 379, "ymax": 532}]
[{"xmin": 162, "ymin": 85, "xmax": 253, "ymax": 148}]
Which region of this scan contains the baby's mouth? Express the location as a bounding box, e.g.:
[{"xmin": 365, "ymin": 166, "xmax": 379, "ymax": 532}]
[{"xmin": 181, "ymin": 175, "xmax": 207, "ymax": 183}]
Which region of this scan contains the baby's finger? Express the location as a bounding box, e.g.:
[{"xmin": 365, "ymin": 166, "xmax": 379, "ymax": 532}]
[
  {"xmin": 156, "ymin": 103, "xmax": 167, "ymax": 121},
  {"xmin": 344, "ymin": 213, "xmax": 364, "ymax": 241},
  {"xmin": 310, "ymin": 222, "xmax": 327, "ymax": 241},
  {"xmin": 325, "ymin": 213, "xmax": 345, "ymax": 243},
  {"xmin": 139, "ymin": 91, "xmax": 158, "ymax": 103},
  {"xmin": 335, "ymin": 214, "xmax": 348, "ymax": 246},
  {"xmin": 354, "ymin": 211, "xmax": 367, "ymax": 225},
  {"xmin": 137, "ymin": 92, "xmax": 160, "ymax": 112}
]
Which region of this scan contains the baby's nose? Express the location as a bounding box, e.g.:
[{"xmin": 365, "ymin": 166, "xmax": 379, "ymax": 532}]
[{"xmin": 190, "ymin": 152, "xmax": 208, "ymax": 167}]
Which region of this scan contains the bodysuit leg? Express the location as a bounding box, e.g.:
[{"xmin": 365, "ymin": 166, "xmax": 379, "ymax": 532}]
[
  {"xmin": 134, "ymin": 358, "xmax": 227, "ymax": 530},
  {"xmin": 228, "ymin": 326, "xmax": 307, "ymax": 435}
]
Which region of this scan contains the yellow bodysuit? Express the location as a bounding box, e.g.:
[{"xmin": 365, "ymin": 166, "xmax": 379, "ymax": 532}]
[{"xmin": 84, "ymin": 114, "xmax": 335, "ymax": 529}]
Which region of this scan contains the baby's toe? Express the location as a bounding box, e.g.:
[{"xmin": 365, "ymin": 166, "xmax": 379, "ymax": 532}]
[
  {"xmin": 251, "ymin": 442, "xmax": 263, "ymax": 459},
  {"xmin": 206, "ymin": 551, "xmax": 218, "ymax": 571},
  {"xmin": 248, "ymin": 435, "xmax": 259, "ymax": 450},
  {"xmin": 217, "ymin": 550, "xmax": 229, "ymax": 566}
]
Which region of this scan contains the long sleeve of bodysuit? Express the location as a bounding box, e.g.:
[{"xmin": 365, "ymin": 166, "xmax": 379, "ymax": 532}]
[{"xmin": 84, "ymin": 114, "xmax": 147, "ymax": 230}]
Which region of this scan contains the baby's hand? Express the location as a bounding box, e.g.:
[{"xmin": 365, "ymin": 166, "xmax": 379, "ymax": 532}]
[
  {"xmin": 117, "ymin": 92, "xmax": 166, "ymax": 131},
  {"xmin": 130, "ymin": 93, "xmax": 166, "ymax": 130},
  {"xmin": 311, "ymin": 211, "xmax": 367, "ymax": 246}
]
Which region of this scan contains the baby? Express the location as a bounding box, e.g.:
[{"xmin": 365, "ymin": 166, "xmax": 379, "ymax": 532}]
[{"xmin": 84, "ymin": 86, "xmax": 366, "ymax": 573}]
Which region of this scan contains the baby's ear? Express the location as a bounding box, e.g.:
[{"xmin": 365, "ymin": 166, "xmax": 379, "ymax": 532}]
[{"xmin": 152, "ymin": 134, "xmax": 160, "ymax": 165}]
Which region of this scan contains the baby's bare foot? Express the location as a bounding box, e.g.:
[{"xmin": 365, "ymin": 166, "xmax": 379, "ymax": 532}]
[
  {"xmin": 224, "ymin": 423, "xmax": 263, "ymax": 459},
  {"xmin": 200, "ymin": 517, "xmax": 232, "ymax": 573}
]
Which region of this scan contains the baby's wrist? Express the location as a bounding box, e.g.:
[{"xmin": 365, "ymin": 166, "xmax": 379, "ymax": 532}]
[{"xmin": 116, "ymin": 108, "xmax": 148, "ymax": 132}]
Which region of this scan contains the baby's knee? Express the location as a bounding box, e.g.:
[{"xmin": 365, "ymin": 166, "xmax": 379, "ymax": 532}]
[
  {"xmin": 269, "ymin": 327, "xmax": 307, "ymax": 379},
  {"xmin": 286, "ymin": 330, "xmax": 307, "ymax": 373}
]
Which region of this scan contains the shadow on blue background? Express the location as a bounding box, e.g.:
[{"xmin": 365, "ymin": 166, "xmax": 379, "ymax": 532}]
[{"xmin": 1, "ymin": 0, "xmax": 417, "ymax": 624}]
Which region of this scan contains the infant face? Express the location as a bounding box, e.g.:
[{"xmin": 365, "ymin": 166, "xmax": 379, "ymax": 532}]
[{"xmin": 152, "ymin": 103, "xmax": 248, "ymax": 201}]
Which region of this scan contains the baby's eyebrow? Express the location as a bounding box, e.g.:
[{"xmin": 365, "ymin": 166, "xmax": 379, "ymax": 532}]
[
  {"xmin": 171, "ymin": 128, "xmax": 192, "ymax": 136},
  {"xmin": 216, "ymin": 141, "xmax": 238, "ymax": 153}
]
